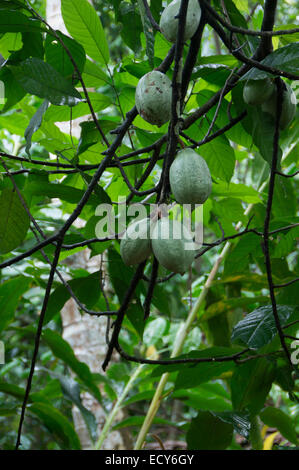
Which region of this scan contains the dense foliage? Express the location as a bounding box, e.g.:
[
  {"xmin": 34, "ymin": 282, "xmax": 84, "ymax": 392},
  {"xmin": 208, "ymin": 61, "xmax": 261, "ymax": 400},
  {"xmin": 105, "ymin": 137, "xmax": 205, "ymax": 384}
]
[{"xmin": 0, "ymin": 0, "xmax": 298, "ymax": 451}]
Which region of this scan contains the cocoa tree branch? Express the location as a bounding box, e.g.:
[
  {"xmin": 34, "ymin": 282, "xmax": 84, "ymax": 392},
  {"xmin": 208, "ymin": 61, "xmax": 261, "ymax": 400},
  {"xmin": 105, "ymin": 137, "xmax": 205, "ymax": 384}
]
[{"xmin": 262, "ymin": 78, "xmax": 293, "ymax": 368}]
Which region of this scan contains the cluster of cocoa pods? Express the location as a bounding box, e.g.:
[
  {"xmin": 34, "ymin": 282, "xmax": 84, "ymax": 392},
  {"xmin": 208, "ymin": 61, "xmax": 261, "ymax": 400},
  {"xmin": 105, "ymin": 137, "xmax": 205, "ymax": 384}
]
[
  {"xmin": 120, "ymin": 0, "xmax": 212, "ymax": 274},
  {"xmin": 243, "ymin": 78, "xmax": 296, "ymax": 129}
]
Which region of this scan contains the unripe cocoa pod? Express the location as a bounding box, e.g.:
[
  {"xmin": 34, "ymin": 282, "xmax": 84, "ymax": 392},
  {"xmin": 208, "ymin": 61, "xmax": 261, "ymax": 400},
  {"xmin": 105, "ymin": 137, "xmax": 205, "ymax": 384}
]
[
  {"xmin": 120, "ymin": 218, "xmax": 152, "ymax": 266},
  {"xmin": 151, "ymin": 218, "xmax": 195, "ymax": 274},
  {"xmin": 261, "ymin": 82, "xmax": 297, "ymax": 130},
  {"xmin": 243, "ymin": 78, "xmax": 275, "ymax": 105},
  {"xmin": 160, "ymin": 0, "xmax": 201, "ymax": 43},
  {"xmin": 169, "ymin": 148, "xmax": 212, "ymax": 205},
  {"xmin": 135, "ymin": 71, "xmax": 172, "ymax": 127}
]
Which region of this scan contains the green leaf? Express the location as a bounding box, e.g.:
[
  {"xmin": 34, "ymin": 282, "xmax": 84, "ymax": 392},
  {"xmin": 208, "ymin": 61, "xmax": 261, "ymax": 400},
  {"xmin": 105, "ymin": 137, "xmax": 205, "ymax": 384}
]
[
  {"xmin": 189, "ymin": 119, "xmax": 235, "ymax": 183},
  {"xmin": 0, "ymin": 381, "xmax": 26, "ymax": 400},
  {"xmin": 242, "ymin": 43, "xmax": 299, "ymax": 80},
  {"xmin": 29, "ymin": 402, "xmax": 81, "ymax": 450},
  {"xmin": 0, "ymin": 10, "xmax": 43, "ymax": 33},
  {"xmin": 212, "ymin": 181, "xmax": 261, "ymax": 203},
  {"xmin": 197, "ymin": 54, "xmax": 239, "ymax": 67},
  {"xmin": 0, "ymin": 277, "xmax": 31, "ymax": 333},
  {"xmin": 45, "ymin": 271, "xmax": 103, "ymax": 324},
  {"xmin": 26, "ymin": 181, "xmax": 101, "ymax": 207},
  {"xmin": 81, "ymin": 59, "xmax": 110, "ymax": 88},
  {"xmin": 201, "ymin": 296, "xmax": 268, "ymax": 322},
  {"xmin": 113, "ymin": 0, "xmax": 143, "ymax": 53},
  {"xmin": 174, "ymin": 348, "xmax": 237, "ymax": 390},
  {"xmin": 173, "ymin": 383, "xmax": 232, "ymax": 412},
  {"xmin": 108, "ymin": 248, "xmax": 145, "ymax": 338},
  {"xmin": 224, "ymin": 232, "xmax": 262, "ymax": 276},
  {"xmin": 231, "ymin": 305, "xmax": 296, "ymax": 349},
  {"xmin": 42, "ymin": 329, "xmax": 102, "ymax": 403},
  {"xmin": 44, "ymin": 92, "xmax": 111, "ymax": 122},
  {"xmin": 260, "ymin": 407, "xmax": 298, "ymax": 445},
  {"xmin": 61, "ymin": 0, "xmax": 109, "ymax": 65},
  {"xmin": 11, "ymin": 57, "xmax": 82, "ymax": 106},
  {"xmin": 0, "ymin": 188, "xmax": 30, "ymax": 254},
  {"xmin": 25, "ymin": 99, "xmax": 49, "ymax": 156},
  {"xmin": 0, "ymin": 67, "xmax": 26, "ymax": 112},
  {"xmin": 0, "ymin": 31, "xmax": 22, "ymax": 58},
  {"xmin": 45, "ymin": 31, "xmax": 86, "ymax": 79},
  {"xmin": 143, "ymin": 317, "xmax": 168, "ymax": 347},
  {"xmin": 49, "ymin": 372, "xmax": 98, "ymax": 443},
  {"xmin": 231, "ymin": 357, "xmax": 276, "ymax": 414},
  {"xmin": 186, "ymin": 411, "xmax": 233, "ymax": 450},
  {"xmin": 112, "ymin": 415, "xmax": 175, "ymax": 431}
]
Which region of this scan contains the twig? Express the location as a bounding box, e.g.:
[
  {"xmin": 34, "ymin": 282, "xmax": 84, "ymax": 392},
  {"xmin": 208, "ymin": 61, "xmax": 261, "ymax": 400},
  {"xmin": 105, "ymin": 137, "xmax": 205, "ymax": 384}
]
[{"xmin": 262, "ymin": 78, "xmax": 293, "ymax": 368}]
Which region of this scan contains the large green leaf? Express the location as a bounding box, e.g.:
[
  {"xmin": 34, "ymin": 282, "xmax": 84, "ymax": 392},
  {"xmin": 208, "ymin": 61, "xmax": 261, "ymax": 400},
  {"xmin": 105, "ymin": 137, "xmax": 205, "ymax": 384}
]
[
  {"xmin": 11, "ymin": 57, "xmax": 82, "ymax": 106},
  {"xmin": 45, "ymin": 31, "xmax": 86, "ymax": 79},
  {"xmin": 61, "ymin": 0, "xmax": 109, "ymax": 65},
  {"xmin": 186, "ymin": 411, "xmax": 233, "ymax": 450},
  {"xmin": 174, "ymin": 347, "xmax": 238, "ymax": 390},
  {"xmin": 48, "ymin": 371, "xmax": 98, "ymax": 443},
  {"xmin": 212, "ymin": 181, "xmax": 261, "ymax": 203},
  {"xmin": 173, "ymin": 383, "xmax": 232, "ymax": 412},
  {"xmin": 29, "ymin": 402, "xmax": 81, "ymax": 450},
  {"xmin": 42, "ymin": 329, "xmax": 102, "ymax": 403},
  {"xmin": 231, "ymin": 305, "xmax": 296, "ymax": 349},
  {"xmin": 81, "ymin": 59, "xmax": 110, "ymax": 88},
  {"xmin": 112, "ymin": 415, "xmax": 175, "ymax": 431},
  {"xmin": 260, "ymin": 407, "xmax": 298, "ymax": 445},
  {"xmin": 0, "ymin": 277, "xmax": 31, "ymax": 333},
  {"xmin": 25, "ymin": 99, "xmax": 49, "ymax": 155},
  {"xmin": 0, "ymin": 67, "xmax": 26, "ymax": 112},
  {"xmin": 44, "ymin": 92, "xmax": 111, "ymax": 122},
  {"xmin": 0, "ymin": 10, "xmax": 43, "ymax": 33},
  {"xmin": 45, "ymin": 271, "xmax": 103, "ymax": 324},
  {"xmin": 231, "ymin": 357, "xmax": 276, "ymax": 414},
  {"xmin": 26, "ymin": 180, "xmax": 102, "ymax": 207},
  {"xmin": 108, "ymin": 248, "xmax": 145, "ymax": 338},
  {"xmin": 0, "ymin": 188, "xmax": 30, "ymax": 254},
  {"xmin": 0, "ymin": 379, "xmax": 80, "ymax": 449},
  {"xmin": 242, "ymin": 43, "xmax": 299, "ymax": 80},
  {"xmin": 232, "ymin": 85, "xmax": 282, "ymax": 165},
  {"xmin": 188, "ymin": 120, "xmax": 236, "ymax": 183}
]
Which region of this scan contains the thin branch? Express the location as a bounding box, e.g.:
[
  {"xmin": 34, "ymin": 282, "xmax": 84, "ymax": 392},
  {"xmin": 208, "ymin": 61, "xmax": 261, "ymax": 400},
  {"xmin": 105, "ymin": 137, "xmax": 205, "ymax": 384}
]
[
  {"xmin": 262, "ymin": 78, "xmax": 293, "ymax": 368},
  {"xmin": 199, "ymin": 0, "xmax": 299, "ymax": 38},
  {"xmin": 142, "ymin": 0, "xmax": 161, "ymax": 32},
  {"xmin": 115, "ymin": 341, "xmax": 250, "ymax": 365},
  {"xmin": 274, "ymin": 278, "xmax": 299, "ymax": 289},
  {"xmin": 276, "ymin": 170, "xmax": 299, "ymax": 178},
  {"xmin": 15, "ymin": 240, "xmax": 63, "ymax": 450}
]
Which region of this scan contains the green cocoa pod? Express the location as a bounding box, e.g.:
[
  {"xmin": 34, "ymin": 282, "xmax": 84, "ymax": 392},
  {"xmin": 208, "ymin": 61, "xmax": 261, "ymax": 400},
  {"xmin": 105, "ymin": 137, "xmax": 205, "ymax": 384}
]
[
  {"xmin": 135, "ymin": 71, "xmax": 172, "ymax": 127},
  {"xmin": 120, "ymin": 218, "xmax": 152, "ymax": 266},
  {"xmin": 160, "ymin": 0, "xmax": 201, "ymax": 43},
  {"xmin": 243, "ymin": 78, "xmax": 275, "ymax": 105},
  {"xmin": 261, "ymin": 82, "xmax": 297, "ymax": 130},
  {"xmin": 169, "ymin": 148, "xmax": 212, "ymax": 205},
  {"xmin": 151, "ymin": 218, "xmax": 196, "ymax": 274}
]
